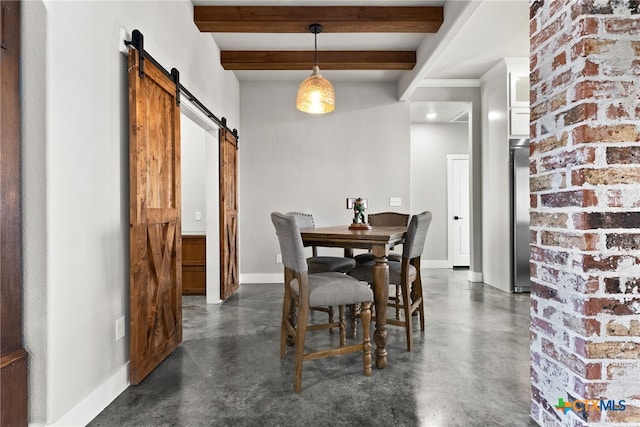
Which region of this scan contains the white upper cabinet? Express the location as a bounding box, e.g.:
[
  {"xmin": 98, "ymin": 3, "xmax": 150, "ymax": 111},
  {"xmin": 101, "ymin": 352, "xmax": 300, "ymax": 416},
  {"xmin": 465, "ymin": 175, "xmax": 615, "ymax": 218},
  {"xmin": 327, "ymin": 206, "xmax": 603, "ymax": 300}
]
[{"xmin": 509, "ymin": 72, "xmax": 530, "ymax": 136}]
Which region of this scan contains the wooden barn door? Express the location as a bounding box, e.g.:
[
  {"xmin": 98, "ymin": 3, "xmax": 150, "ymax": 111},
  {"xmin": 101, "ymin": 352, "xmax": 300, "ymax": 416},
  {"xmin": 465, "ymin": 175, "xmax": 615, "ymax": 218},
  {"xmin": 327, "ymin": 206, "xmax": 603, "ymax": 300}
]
[
  {"xmin": 0, "ymin": 1, "xmax": 28, "ymax": 424},
  {"xmin": 128, "ymin": 49, "xmax": 182, "ymax": 384},
  {"xmin": 219, "ymin": 127, "xmax": 239, "ymax": 300}
]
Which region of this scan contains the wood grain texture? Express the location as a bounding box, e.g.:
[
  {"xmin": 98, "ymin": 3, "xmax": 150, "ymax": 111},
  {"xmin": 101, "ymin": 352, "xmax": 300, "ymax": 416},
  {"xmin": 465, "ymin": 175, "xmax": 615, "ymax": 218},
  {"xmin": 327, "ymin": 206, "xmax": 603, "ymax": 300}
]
[
  {"xmin": 220, "ymin": 50, "xmax": 416, "ymax": 70},
  {"xmin": 0, "ymin": 1, "xmax": 28, "ymax": 424},
  {"xmin": 182, "ymin": 235, "xmax": 205, "ymax": 295},
  {"xmin": 194, "ymin": 6, "xmax": 444, "ymax": 33},
  {"xmin": 299, "ymin": 225, "xmax": 407, "ymax": 369},
  {"xmin": 219, "ymin": 128, "xmax": 239, "ymax": 300},
  {"xmin": 128, "ymin": 49, "xmax": 182, "ymax": 385}
]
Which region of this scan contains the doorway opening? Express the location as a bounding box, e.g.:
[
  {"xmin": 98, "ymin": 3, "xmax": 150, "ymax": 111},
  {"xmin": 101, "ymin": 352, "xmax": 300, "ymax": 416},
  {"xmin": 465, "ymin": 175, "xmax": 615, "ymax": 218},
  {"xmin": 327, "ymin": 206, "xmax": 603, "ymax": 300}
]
[{"xmin": 180, "ymin": 101, "xmax": 221, "ymax": 304}]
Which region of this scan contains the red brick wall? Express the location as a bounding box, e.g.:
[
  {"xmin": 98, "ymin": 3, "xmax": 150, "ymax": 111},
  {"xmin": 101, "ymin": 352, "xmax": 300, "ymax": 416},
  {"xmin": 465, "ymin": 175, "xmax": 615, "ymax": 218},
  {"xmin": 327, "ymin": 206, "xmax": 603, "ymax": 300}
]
[{"xmin": 530, "ymin": 1, "xmax": 640, "ymax": 425}]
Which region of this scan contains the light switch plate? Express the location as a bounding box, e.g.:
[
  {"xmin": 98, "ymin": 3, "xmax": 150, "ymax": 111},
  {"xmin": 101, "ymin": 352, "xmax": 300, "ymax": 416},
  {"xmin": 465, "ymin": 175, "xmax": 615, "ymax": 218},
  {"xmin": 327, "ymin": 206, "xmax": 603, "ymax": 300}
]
[{"xmin": 390, "ymin": 197, "xmax": 402, "ymax": 207}]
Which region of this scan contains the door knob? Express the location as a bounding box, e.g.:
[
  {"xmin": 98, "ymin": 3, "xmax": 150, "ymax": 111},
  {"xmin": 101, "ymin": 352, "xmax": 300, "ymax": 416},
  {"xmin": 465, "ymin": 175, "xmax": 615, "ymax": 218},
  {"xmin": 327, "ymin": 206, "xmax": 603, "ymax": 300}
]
[{"xmin": 454, "ymin": 216, "xmax": 463, "ymax": 220}]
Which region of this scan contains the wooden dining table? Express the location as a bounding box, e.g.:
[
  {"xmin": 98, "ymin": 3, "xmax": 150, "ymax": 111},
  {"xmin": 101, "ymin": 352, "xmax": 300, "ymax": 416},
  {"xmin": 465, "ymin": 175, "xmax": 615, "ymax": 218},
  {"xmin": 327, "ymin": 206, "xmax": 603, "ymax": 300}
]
[{"xmin": 299, "ymin": 225, "xmax": 407, "ymax": 369}]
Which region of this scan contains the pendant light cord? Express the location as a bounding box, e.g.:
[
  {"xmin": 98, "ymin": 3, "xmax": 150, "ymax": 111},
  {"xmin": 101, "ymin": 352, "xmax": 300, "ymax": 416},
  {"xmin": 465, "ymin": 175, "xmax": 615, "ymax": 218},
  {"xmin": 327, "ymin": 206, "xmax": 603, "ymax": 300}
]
[
  {"xmin": 314, "ymin": 30, "xmax": 318, "ymax": 66},
  {"xmin": 309, "ymin": 23, "xmax": 322, "ymax": 67}
]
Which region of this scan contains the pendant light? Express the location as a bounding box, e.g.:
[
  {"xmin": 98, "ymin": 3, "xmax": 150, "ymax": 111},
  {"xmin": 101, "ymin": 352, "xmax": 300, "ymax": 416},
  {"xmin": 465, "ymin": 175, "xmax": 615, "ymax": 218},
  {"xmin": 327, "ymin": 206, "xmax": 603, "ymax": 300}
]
[{"xmin": 296, "ymin": 24, "xmax": 335, "ymax": 114}]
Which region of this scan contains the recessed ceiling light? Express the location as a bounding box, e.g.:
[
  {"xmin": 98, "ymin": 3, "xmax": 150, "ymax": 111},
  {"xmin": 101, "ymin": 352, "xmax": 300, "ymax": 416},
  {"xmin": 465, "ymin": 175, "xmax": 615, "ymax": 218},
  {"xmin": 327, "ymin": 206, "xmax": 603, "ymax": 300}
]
[{"xmin": 426, "ymin": 112, "xmax": 437, "ymax": 120}]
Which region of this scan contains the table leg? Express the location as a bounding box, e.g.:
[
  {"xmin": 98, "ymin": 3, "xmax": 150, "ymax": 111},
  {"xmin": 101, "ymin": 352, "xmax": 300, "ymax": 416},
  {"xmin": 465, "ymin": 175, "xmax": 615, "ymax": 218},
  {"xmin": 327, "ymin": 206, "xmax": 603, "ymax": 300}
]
[{"xmin": 372, "ymin": 247, "xmax": 389, "ymax": 369}]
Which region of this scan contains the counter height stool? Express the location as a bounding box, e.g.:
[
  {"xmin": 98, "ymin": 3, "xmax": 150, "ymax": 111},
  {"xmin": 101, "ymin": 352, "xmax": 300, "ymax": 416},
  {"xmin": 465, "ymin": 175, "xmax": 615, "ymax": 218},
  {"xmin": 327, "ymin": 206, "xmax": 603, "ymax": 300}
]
[
  {"xmin": 287, "ymin": 212, "xmax": 358, "ymax": 329},
  {"xmin": 354, "ymin": 212, "xmax": 410, "ymax": 265},
  {"xmin": 271, "ymin": 212, "xmax": 374, "ymax": 393},
  {"xmin": 349, "ymin": 211, "xmax": 432, "ymax": 352},
  {"xmin": 287, "ymin": 212, "xmax": 356, "ymax": 274},
  {"xmin": 353, "ymin": 212, "xmax": 410, "ymax": 320}
]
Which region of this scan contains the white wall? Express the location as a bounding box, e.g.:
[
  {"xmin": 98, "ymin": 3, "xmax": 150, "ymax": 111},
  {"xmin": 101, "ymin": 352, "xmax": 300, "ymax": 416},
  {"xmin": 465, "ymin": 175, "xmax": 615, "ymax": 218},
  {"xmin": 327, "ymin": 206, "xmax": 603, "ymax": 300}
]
[
  {"xmin": 239, "ymin": 81, "xmax": 411, "ymax": 282},
  {"xmin": 21, "ymin": 1, "xmax": 239, "ymax": 424},
  {"xmin": 181, "ymin": 114, "xmax": 207, "ymax": 235},
  {"xmin": 480, "ymin": 59, "xmax": 528, "ymax": 292},
  {"xmin": 410, "ymin": 122, "xmax": 469, "ymax": 264},
  {"xmin": 480, "ymin": 61, "xmax": 511, "ymax": 291}
]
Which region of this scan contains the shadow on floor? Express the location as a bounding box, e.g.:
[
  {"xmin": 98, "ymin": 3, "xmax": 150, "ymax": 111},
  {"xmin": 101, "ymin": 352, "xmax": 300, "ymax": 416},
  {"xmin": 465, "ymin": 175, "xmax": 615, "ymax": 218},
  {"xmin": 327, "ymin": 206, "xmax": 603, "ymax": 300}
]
[{"xmin": 89, "ymin": 269, "xmax": 537, "ymax": 427}]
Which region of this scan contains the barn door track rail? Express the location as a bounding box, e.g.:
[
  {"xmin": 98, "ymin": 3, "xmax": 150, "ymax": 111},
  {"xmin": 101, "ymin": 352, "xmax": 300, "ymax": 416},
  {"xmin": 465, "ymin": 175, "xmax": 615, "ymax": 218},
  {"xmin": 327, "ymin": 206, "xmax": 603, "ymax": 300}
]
[{"xmin": 125, "ymin": 29, "xmax": 239, "ymax": 145}]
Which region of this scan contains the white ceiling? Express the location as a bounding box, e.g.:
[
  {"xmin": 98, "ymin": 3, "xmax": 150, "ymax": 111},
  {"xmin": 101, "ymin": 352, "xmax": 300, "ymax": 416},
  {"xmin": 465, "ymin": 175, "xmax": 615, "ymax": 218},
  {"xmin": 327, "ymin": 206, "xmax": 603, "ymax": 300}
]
[{"xmin": 192, "ymin": 0, "xmax": 530, "ymax": 122}]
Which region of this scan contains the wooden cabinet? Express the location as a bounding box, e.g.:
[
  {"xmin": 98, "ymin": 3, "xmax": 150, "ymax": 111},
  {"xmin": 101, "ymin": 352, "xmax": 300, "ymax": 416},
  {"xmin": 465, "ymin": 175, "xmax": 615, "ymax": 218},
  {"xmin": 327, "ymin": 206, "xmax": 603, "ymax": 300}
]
[{"xmin": 182, "ymin": 235, "xmax": 206, "ymax": 295}]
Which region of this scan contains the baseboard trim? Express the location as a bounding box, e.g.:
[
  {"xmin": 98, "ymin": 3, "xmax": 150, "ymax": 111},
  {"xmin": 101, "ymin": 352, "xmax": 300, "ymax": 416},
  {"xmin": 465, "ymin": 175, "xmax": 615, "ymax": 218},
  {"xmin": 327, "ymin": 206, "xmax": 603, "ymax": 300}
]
[
  {"xmin": 46, "ymin": 363, "xmax": 129, "ymax": 427},
  {"xmin": 240, "ymin": 273, "xmax": 282, "ymax": 284},
  {"xmin": 242, "ymin": 263, "xmax": 459, "ymax": 283},
  {"xmin": 468, "ymin": 271, "xmax": 484, "ymax": 283},
  {"xmin": 421, "ymin": 260, "xmax": 452, "ymax": 269}
]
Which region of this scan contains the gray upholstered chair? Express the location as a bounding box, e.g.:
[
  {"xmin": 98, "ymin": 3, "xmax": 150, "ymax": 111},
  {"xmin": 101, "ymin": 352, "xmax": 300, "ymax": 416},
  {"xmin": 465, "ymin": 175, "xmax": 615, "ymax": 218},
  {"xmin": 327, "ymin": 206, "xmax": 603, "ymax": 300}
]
[
  {"xmin": 287, "ymin": 212, "xmax": 356, "ymax": 274},
  {"xmin": 354, "ymin": 212, "xmax": 410, "ymax": 265},
  {"xmin": 271, "ymin": 212, "xmax": 374, "ymax": 393},
  {"xmin": 349, "ymin": 211, "xmax": 432, "ymax": 352}
]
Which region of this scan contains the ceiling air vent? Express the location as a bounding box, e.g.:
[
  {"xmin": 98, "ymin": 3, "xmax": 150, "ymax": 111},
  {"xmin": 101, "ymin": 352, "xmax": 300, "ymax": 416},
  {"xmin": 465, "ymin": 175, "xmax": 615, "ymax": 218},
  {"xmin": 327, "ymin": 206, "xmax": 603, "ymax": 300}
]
[{"xmin": 451, "ymin": 110, "xmax": 469, "ymax": 123}]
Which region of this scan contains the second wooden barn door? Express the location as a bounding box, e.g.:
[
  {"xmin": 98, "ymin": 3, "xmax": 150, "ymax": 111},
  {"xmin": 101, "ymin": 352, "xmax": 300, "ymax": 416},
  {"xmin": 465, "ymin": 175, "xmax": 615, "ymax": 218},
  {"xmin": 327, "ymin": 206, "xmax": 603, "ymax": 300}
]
[
  {"xmin": 219, "ymin": 127, "xmax": 239, "ymax": 300},
  {"xmin": 128, "ymin": 49, "xmax": 182, "ymax": 384}
]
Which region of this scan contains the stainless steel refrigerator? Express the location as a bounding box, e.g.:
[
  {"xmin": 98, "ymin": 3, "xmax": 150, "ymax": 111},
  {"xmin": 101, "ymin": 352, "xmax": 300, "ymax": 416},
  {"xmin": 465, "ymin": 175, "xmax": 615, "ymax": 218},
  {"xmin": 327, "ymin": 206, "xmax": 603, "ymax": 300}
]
[{"xmin": 510, "ymin": 139, "xmax": 531, "ymax": 293}]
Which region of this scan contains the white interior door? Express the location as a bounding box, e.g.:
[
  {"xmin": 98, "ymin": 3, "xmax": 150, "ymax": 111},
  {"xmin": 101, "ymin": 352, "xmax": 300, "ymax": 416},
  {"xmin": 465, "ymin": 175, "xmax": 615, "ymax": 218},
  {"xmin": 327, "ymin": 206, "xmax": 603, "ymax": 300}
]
[{"xmin": 447, "ymin": 154, "xmax": 470, "ymax": 267}]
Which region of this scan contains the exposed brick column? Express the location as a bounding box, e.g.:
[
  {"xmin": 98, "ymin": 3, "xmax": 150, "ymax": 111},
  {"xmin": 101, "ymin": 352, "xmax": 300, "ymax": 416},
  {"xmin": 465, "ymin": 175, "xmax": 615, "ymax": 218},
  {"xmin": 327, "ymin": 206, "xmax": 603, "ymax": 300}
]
[{"xmin": 530, "ymin": 1, "xmax": 640, "ymax": 425}]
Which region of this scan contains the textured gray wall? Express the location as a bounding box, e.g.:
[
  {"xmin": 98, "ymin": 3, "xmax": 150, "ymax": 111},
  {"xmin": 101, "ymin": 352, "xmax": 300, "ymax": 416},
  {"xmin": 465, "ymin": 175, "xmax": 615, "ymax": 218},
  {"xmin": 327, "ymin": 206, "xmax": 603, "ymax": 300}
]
[
  {"xmin": 239, "ymin": 81, "xmax": 411, "ymax": 278},
  {"xmin": 410, "ymin": 123, "xmax": 470, "ymax": 261}
]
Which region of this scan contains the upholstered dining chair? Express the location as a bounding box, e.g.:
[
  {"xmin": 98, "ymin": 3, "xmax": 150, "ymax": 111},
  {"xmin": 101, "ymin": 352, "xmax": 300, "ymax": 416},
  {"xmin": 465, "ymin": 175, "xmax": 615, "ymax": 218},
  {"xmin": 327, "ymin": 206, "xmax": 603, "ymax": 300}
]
[
  {"xmin": 287, "ymin": 212, "xmax": 356, "ymax": 274},
  {"xmin": 287, "ymin": 212, "xmax": 358, "ymax": 330},
  {"xmin": 354, "ymin": 212, "xmax": 410, "ymax": 265},
  {"xmin": 348, "ymin": 211, "xmax": 432, "ymax": 352},
  {"xmin": 352, "ymin": 212, "xmax": 410, "ymax": 321},
  {"xmin": 271, "ymin": 212, "xmax": 374, "ymax": 393}
]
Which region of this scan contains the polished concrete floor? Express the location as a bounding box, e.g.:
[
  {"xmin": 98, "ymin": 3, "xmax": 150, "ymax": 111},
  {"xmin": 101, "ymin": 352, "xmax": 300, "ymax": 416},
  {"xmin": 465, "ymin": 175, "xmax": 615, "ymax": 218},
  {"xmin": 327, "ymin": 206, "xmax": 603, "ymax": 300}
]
[{"xmin": 89, "ymin": 269, "xmax": 536, "ymax": 426}]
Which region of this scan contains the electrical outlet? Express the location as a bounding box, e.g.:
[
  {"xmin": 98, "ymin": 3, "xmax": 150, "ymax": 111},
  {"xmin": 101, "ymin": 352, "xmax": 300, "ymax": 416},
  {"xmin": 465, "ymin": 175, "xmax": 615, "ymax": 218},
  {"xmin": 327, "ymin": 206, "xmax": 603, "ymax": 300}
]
[
  {"xmin": 115, "ymin": 316, "xmax": 126, "ymax": 341},
  {"xmin": 118, "ymin": 28, "xmax": 130, "ymax": 55},
  {"xmin": 275, "ymin": 254, "xmax": 282, "ymax": 264},
  {"xmin": 195, "ymin": 211, "xmax": 202, "ymax": 221},
  {"xmin": 390, "ymin": 197, "xmax": 402, "ymax": 207}
]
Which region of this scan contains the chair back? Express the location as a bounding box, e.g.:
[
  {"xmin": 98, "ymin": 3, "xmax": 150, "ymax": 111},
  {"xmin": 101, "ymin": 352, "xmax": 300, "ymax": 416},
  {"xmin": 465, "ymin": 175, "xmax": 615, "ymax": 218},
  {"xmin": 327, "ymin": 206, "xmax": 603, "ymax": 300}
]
[
  {"xmin": 287, "ymin": 212, "xmax": 315, "ymax": 229},
  {"xmin": 402, "ymin": 211, "xmax": 433, "ymax": 260},
  {"xmin": 271, "ymin": 212, "xmax": 308, "ymax": 273},
  {"xmin": 368, "ymin": 212, "xmax": 410, "ymax": 227}
]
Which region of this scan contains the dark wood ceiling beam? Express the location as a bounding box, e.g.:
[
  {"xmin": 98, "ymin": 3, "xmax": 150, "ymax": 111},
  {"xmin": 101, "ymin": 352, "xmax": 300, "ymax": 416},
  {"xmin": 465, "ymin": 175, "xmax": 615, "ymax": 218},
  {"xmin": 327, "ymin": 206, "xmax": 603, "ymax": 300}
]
[
  {"xmin": 220, "ymin": 51, "xmax": 416, "ymax": 70},
  {"xmin": 194, "ymin": 6, "xmax": 443, "ymax": 33}
]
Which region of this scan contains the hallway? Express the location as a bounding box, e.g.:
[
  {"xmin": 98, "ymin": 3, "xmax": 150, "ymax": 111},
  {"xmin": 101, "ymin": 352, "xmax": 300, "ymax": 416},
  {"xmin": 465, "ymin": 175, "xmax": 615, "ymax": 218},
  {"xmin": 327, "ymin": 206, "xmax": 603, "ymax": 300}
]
[{"xmin": 89, "ymin": 269, "xmax": 536, "ymax": 426}]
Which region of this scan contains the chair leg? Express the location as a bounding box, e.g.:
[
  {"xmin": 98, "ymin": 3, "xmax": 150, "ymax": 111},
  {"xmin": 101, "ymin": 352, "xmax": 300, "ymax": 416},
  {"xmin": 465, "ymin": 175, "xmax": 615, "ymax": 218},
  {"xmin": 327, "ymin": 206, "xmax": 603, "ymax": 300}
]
[
  {"xmin": 359, "ymin": 302, "xmax": 372, "ymax": 377},
  {"xmin": 401, "ymin": 280, "xmax": 413, "ymax": 352},
  {"xmin": 411, "ymin": 266, "xmax": 425, "ymax": 331},
  {"xmin": 338, "ymin": 305, "xmax": 346, "ymax": 347},
  {"xmin": 280, "ymin": 288, "xmax": 294, "ymax": 358},
  {"xmin": 293, "ymin": 303, "xmax": 309, "ymax": 393},
  {"xmin": 395, "ymin": 284, "xmax": 401, "ymax": 319}
]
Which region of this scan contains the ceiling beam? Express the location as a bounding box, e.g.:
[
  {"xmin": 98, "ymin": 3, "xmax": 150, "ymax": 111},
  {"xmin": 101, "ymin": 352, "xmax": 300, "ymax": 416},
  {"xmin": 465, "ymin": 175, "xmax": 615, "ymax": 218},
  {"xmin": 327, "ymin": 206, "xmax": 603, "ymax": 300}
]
[
  {"xmin": 220, "ymin": 51, "xmax": 416, "ymax": 70},
  {"xmin": 194, "ymin": 6, "xmax": 444, "ymax": 33}
]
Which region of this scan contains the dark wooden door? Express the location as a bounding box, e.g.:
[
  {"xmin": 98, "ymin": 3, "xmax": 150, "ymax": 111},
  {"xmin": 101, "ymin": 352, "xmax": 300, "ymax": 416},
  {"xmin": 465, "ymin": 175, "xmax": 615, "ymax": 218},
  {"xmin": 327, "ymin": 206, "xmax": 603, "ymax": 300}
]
[
  {"xmin": 128, "ymin": 49, "xmax": 182, "ymax": 384},
  {"xmin": 0, "ymin": 1, "xmax": 28, "ymax": 424},
  {"xmin": 219, "ymin": 127, "xmax": 239, "ymax": 300}
]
